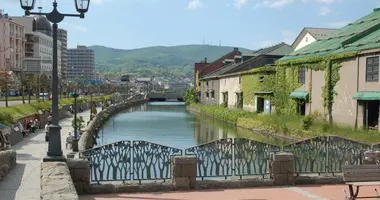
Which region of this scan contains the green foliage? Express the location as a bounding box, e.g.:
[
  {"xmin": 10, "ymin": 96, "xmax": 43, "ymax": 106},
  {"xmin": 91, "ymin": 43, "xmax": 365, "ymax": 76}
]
[
  {"xmin": 183, "ymin": 87, "xmax": 197, "ymax": 105},
  {"xmin": 220, "ymin": 101, "xmax": 227, "ymax": 108},
  {"xmin": 90, "ymin": 45, "xmax": 251, "ymax": 78},
  {"xmin": 0, "ymin": 95, "xmax": 110, "ymax": 125},
  {"xmin": 274, "ymin": 52, "xmax": 358, "ymax": 117},
  {"xmin": 199, "ymin": 104, "xmax": 256, "ymax": 124},
  {"xmin": 301, "ymin": 115, "xmax": 314, "ymax": 130},
  {"xmin": 72, "ymin": 116, "xmax": 85, "ymax": 130},
  {"xmin": 190, "ymin": 104, "xmax": 380, "ymax": 143},
  {"xmin": 91, "ymin": 107, "xmax": 98, "ymax": 115},
  {"xmin": 273, "ymin": 65, "xmax": 301, "ymax": 115},
  {"xmin": 236, "ymin": 92, "xmax": 243, "ymax": 109},
  {"xmin": 241, "ymin": 68, "xmax": 277, "ymax": 106}
]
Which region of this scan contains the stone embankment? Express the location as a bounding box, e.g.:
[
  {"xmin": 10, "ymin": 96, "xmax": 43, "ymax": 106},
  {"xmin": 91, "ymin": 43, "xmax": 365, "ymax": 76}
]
[
  {"xmin": 40, "ymin": 162, "xmax": 79, "ymax": 200},
  {"xmin": 78, "ymin": 95, "xmax": 147, "ymax": 151},
  {"xmin": 0, "ymin": 150, "xmax": 16, "ymax": 181}
]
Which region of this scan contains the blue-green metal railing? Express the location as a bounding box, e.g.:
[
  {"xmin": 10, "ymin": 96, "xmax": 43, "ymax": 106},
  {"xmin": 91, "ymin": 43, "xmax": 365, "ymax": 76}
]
[{"xmin": 80, "ymin": 136, "xmax": 375, "ymax": 183}]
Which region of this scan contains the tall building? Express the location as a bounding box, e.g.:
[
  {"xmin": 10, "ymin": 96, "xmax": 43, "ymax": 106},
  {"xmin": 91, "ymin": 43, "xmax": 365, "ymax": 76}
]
[
  {"xmin": 67, "ymin": 45, "xmax": 95, "ymax": 81},
  {"xmin": 24, "ymin": 31, "xmax": 61, "ymax": 78},
  {"xmin": 12, "ymin": 16, "xmax": 61, "ymax": 78},
  {"xmin": 57, "ymin": 28, "xmax": 67, "ymax": 81},
  {"xmin": 0, "ymin": 13, "xmax": 25, "ymax": 72}
]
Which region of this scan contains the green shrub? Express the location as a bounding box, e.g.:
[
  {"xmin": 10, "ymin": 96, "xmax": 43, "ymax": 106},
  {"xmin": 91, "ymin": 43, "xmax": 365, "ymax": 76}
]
[{"xmin": 301, "ymin": 115, "xmax": 314, "ymax": 130}]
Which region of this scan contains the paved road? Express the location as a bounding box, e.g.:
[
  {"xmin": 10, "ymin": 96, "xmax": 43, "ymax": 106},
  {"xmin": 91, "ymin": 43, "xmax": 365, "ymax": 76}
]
[{"xmin": 0, "ymin": 107, "xmax": 100, "ymax": 200}]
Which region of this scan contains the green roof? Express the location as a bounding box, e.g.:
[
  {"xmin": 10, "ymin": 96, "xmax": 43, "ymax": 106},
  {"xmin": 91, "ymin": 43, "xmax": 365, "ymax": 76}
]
[
  {"xmin": 353, "ymin": 91, "xmax": 380, "ymax": 100},
  {"xmin": 279, "ymin": 8, "xmax": 380, "ymax": 62}
]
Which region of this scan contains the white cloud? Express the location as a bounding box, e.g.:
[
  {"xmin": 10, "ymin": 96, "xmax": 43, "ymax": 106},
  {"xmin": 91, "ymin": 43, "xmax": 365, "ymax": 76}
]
[
  {"xmin": 233, "ymin": 0, "xmax": 249, "ymax": 9},
  {"xmin": 188, "ymin": 0, "xmax": 203, "ymax": 9},
  {"xmin": 255, "ymin": 0, "xmax": 295, "ymax": 8},
  {"xmin": 326, "ymin": 21, "xmax": 351, "ymax": 28},
  {"xmin": 318, "ymin": 6, "xmax": 332, "ymax": 16}
]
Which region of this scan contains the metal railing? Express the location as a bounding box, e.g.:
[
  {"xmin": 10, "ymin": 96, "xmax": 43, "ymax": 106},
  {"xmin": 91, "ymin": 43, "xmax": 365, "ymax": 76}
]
[
  {"xmin": 80, "ymin": 136, "xmax": 373, "ymax": 183},
  {"xmin": 283, "ymin": 136, "xmax": 370, "ymax": 175},
  {"xmin": 80, "ymin": 140, "xmax": 182, "ymax": 183}
]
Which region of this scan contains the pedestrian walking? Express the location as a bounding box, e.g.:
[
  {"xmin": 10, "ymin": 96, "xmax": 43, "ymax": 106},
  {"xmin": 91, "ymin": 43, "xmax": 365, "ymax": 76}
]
[{"xmin": 66, "ymin": 132, "xmax": 73, "ymax": 149}]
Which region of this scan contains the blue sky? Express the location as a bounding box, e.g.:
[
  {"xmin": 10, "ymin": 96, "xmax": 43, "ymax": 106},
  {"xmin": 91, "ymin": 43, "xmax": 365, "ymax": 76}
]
[{"xmin": 3, "ymin": 0, "xmax": 380, "ymax": 50}]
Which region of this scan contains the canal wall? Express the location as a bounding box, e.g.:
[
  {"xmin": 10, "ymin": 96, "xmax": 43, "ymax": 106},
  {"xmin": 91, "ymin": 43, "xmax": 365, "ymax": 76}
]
[
  {"xmin": 187, "ymin": 104, "xmax": 298, "ymax": 143},
  {"xmin": 78, "ymin": 95, "xmax": 148, "ymax": 151}
]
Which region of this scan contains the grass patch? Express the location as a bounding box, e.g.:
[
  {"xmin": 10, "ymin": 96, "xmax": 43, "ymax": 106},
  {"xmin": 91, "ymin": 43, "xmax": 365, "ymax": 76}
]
[
  {"xmin": 192, "ymin": 104, "xmax": 380, "ymax": 144},
  {"xmin": 0, "ymin": 95, "xmax": 113, "ymax": 125}
]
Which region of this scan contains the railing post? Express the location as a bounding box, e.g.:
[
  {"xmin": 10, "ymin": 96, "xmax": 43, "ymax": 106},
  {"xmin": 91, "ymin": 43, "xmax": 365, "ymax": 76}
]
[{"xmin": 171, "ymin": 155, "xmax": 197, "ymax": 190}]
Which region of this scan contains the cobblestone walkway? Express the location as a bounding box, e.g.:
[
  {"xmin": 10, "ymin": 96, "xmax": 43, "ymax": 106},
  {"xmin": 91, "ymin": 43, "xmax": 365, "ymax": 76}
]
[{"xmin": 0, "ymin": 107, "xmax": 100, "ymax": 200}]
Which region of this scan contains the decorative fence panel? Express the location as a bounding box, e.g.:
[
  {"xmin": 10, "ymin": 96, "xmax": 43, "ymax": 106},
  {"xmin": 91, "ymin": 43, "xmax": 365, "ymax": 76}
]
[
  {"xmin": 234, "ymin": 138, "xmax": 280, "ymax": 176},
  {"xmin": 184, "ymin": 138, "xmax": 279, "ymax": 179},
  {"xmin": 185, "ymin": 138, "xmax": 234, "ymax": 178},
  {"xmin": 80, "ymin": 141, "xmax": 132, "ymax": 182},
  {"xmin": 80, "ymin": 137, "xmax": 373, "ymax": 182},
  {"xmin": 132, "ymin": 140, "xmax": 182, "ymax": 181},
  {"xmin": 283, "ymin": 136, "xmax": 370, "ymax": 174},
  {"xmin": 80, "ymin": 140, "xmax": 182, "ymax": 183}
]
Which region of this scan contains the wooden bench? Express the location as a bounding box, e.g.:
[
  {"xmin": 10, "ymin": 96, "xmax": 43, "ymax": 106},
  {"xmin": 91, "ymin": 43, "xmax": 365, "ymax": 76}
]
[{"xmin": 343, "ymin": 164, "xmax": 380, "ymax": 199}]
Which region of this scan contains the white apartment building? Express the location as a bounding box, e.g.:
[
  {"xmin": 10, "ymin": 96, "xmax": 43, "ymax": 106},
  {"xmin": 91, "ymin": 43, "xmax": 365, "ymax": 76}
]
[
  {"xmin": 24, "ymin": 31, "xmax": 61, "ymax": 78},
  {"xmin": 68, "ymin": 46, "xmax": 95, "ymax": 81}
]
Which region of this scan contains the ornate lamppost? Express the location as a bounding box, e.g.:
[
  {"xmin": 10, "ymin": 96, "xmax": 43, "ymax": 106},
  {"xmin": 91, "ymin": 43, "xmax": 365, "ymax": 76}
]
[
  {"xmin": 20, "ymin": 0, "xmax": 90, "ymax": 161},
  {"xmin": 72, "ymin": 90, "xmax": 80, "ymax": 152}
]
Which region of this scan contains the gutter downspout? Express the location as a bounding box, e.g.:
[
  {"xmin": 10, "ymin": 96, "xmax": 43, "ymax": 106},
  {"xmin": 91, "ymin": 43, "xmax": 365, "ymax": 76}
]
[{"xmin": 354, "ymin": 56, "xmax": 360, "ymax": 129}]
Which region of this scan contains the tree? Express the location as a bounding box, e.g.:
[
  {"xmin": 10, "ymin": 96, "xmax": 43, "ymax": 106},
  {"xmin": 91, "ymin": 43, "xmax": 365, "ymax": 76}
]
[
  {"xmin": 18, "ymin": 72, "xmax": 28, "ymax": 104},
  {"xmin": 71, "ymin": 116, "xmax": 85, "ymax": 131},
  {"xmin": 183, "ymin": 87, "xmax": 197, "ymax": 105},
  {"xmin": 26, "ymin": 73, "xmax": 35, "ymax": 103},
  {"xmin": 0, "ymin": 71, "xmax": 11, "ymax": 107},
  {"xmin": 38, "ymin": 74, "xmax": 50, "ymax": 101}
]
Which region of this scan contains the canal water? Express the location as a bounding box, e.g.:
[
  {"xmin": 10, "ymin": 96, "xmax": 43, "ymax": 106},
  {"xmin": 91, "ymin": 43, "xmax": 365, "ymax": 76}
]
[{"xmin": 96, "ymin": 102, "xmax": 288, "ymax": 149}]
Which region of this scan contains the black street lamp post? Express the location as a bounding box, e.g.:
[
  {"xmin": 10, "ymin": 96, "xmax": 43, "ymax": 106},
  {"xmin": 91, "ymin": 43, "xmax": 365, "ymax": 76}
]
[
  {"xmin": 72, "ymin": 90, "xmax": 79, "ymax": 152},
  {"xmin": 20, "ymin": 0, "xmax": 90, "ymax": 161},
  {"xmin": 90, "ymin": 85, "xmax": 93, "ymax": 120}
]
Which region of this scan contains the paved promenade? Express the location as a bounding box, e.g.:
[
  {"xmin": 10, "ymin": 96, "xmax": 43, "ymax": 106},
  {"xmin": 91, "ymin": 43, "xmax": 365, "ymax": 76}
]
[
  {"xmin": 81, "ymin": 184, "xmax": 379, "ymax": 200},
  {"xmin": 0, "ymin": 107, "xmax": 100, "ymax": 200}
]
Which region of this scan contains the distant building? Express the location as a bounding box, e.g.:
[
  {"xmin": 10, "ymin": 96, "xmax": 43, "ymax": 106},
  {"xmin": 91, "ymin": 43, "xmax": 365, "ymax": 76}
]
[
  {"xmin": 24, "ymin": 31, "xmax": 62, "ymax": 77},
  {"xmin": 57, "ymin": 28, "xmax": 67, "ymax": 80},
  {"xmin": 67, "ymin": 45, "xmax": 95, "ymax": 81},
  {"xmin": 93, "ymin": 72, "xmax": 105, "ymax": 81},
  {"xmin": 0, "ymin": 12, "xmax": 25, "ymax": 72},
  {"xmin": 12, "ymin": 16, "xmax": 62, "ymax": 77}
]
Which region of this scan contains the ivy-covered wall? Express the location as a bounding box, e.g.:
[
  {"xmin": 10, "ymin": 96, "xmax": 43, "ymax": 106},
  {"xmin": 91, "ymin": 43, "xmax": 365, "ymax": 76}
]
[
  {"xmin": 241, "ymin": 67, "xmax": 277, "ymax": 110},
  {"xmin": 275, "ymin": 52, "xmax": 357, "ymax": 120}
]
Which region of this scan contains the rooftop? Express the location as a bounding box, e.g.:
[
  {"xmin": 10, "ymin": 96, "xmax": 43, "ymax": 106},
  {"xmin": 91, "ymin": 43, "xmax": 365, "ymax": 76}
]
[{"xmin": 280, "ymin": 8, "xmax": 380, "ymax": 62}]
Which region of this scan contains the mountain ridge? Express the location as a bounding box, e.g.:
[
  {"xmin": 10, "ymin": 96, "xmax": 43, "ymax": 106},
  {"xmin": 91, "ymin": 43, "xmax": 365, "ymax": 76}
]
[{"xmin": 89, "ymin": 44, "xmax": 253, "ymax": 78}]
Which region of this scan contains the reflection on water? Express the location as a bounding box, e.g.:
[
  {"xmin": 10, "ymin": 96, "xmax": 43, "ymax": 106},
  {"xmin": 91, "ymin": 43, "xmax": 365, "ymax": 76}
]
[{"xmin": 97, "ymin": 102, "xmax": 289, "ymax": 149}]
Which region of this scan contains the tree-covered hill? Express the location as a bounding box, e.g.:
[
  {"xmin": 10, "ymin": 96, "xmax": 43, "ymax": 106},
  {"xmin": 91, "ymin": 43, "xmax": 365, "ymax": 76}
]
[{"xmin": 89, "ymin": 45, "xmax": 252, "ymax": 78}]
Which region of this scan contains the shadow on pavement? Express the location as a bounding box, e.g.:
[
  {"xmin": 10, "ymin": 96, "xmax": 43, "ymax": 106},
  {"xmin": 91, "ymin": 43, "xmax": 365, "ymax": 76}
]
[
  {"xmin": 0, "ymin": 163, "xmax": 26, "ymax": 200},
  {"xmin": 17, "ymin": 153, "xmax": 41, "ymax": 161}
]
